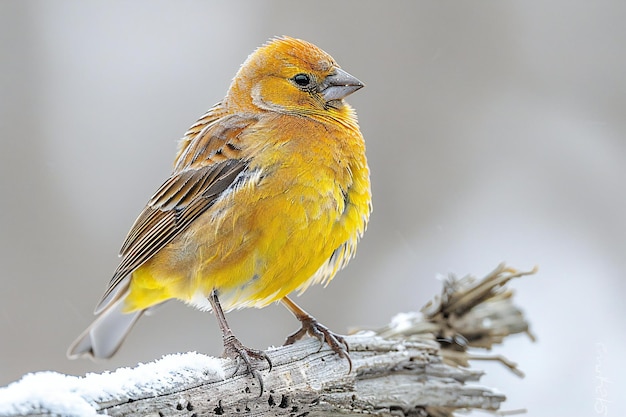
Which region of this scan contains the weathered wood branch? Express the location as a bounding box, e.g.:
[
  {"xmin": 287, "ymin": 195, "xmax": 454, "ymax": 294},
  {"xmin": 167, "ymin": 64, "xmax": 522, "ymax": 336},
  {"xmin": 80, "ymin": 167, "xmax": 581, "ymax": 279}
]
[{"xmin": 0, "ymin": 264, "xmax": 536, "ymax": 417}]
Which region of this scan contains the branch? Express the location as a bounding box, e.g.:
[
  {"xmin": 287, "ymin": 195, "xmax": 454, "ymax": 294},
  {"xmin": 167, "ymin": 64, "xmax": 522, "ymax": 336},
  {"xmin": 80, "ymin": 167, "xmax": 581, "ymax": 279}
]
[{"xmin": 0, "ymin": 263, "xmax": 536, "ymax": 417}]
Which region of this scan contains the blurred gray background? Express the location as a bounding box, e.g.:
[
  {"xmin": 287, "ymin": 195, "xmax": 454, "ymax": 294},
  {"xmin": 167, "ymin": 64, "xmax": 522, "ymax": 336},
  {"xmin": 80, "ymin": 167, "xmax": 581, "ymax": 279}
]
[{"xmin": 1, "ymin": 1, "xmax": 625, "ymax": 415}]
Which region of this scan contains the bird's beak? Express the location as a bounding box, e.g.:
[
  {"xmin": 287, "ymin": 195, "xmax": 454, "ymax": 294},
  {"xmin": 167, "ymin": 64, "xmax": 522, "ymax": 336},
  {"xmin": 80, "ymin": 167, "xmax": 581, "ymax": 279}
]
[{"xmin": 321, "ymin": 68, "xmax": 364, "ymax": 102}]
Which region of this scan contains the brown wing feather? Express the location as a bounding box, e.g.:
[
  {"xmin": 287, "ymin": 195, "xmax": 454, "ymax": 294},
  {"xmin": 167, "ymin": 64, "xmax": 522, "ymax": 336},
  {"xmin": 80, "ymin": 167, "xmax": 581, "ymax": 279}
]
[{"xmin": 95, "ymin": 109, "xmax": 259, "ymax": 313}]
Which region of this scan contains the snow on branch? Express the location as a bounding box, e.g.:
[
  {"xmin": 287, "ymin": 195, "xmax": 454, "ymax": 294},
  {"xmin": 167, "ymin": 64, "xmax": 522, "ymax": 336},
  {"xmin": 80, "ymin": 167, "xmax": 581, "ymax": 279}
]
[{"xmin": 0, "ymin": 263, "xmax": 536, "ymax": 417}]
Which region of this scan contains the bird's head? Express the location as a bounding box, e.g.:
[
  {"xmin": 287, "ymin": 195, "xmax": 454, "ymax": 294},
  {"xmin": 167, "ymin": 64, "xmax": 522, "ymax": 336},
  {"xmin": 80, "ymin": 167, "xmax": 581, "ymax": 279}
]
[{"xmin": 225, "ymin": 36, "xmax": 363, "ymax": 119}]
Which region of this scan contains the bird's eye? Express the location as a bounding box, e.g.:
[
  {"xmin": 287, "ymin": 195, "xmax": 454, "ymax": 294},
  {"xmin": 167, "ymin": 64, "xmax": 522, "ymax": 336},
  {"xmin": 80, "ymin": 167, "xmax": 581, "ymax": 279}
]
[{"xmin": 293, "ymin": 73, "xmax": 311, "ymax": 87}]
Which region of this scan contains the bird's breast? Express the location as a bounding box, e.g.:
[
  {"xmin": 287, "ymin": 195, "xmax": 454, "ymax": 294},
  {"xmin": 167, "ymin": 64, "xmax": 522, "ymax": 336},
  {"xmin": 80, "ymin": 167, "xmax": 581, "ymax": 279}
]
[{"xmin": 128, "ymin": 116, "xmax": 371, "ymax": 312}]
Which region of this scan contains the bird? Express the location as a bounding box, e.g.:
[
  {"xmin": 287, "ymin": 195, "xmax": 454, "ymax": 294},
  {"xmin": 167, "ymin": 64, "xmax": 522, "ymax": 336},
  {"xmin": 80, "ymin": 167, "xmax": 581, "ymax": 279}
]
[{"xmin": 68, "ymin": 36, "xmax": 372, "ymax": 391}]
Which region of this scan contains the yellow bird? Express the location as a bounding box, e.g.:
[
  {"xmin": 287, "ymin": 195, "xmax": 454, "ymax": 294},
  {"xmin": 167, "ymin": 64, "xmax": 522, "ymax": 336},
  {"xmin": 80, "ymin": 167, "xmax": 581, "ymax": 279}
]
[{"xmin": 68, "ymin": 36, "xmax": 371, "ymax": 385}]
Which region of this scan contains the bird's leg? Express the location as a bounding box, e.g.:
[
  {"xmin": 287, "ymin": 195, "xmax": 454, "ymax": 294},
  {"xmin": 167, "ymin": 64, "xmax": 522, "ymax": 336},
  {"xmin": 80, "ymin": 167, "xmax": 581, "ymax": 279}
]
[
  {"xmin": 281, "ymin": 296, "xmax": 352, "ymax": 372},
  {"xmin": 208, "ymin": 290, "xmax": 272, "ymax": 395}
]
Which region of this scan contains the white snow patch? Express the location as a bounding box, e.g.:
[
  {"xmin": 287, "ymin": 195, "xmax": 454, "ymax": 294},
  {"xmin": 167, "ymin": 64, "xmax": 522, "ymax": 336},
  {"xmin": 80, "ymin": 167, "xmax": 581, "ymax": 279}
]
[
  {"xmin": 351, "ymin": 330, "xmax": 376, "ymax": 338},
  {"xmin": 0, "ymin": 352, "xmax": 224, "ymax": 416},
  {"xmin": 389, "ymin": 311, "xmax": 420, "ymax": 332}
]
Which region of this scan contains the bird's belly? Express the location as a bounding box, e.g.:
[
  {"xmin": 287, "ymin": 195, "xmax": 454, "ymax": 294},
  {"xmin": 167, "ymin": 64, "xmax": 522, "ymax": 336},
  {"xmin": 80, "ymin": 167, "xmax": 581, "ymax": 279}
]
[{"xmin": 124, "ymin": 177, "xmax": 350, "ymax": 312}]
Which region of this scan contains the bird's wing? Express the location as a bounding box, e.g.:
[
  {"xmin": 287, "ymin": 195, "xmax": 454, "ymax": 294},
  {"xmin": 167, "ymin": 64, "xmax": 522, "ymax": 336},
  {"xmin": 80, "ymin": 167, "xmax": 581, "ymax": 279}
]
[{"xmin": 95, "ymin": 109, "xmax": 259, "ymax": 313}]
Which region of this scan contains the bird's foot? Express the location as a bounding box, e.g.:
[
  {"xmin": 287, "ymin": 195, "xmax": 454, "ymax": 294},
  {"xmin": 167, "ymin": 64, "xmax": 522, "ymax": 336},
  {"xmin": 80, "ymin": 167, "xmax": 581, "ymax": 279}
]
[
  {"xmin": 284, "ymin": 316, "xmax": 352, "ymax": 372},
  {"xmin": 223, "ymin": 334, "xmax": 272, "ymax": 396}
]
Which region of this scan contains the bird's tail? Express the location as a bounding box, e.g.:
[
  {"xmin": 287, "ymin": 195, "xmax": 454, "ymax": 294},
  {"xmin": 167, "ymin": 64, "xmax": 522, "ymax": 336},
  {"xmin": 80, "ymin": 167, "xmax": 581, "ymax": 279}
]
[{"xmin": 67, "ymin": 286, "xmax": 143, "ymax": 359}]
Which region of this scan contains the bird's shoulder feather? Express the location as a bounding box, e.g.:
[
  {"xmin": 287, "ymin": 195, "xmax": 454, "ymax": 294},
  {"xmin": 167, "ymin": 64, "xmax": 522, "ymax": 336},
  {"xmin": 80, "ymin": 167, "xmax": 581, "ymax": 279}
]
[{"xmin": 95, "ymin": 106, "xmax": 260, "ymax": 313}]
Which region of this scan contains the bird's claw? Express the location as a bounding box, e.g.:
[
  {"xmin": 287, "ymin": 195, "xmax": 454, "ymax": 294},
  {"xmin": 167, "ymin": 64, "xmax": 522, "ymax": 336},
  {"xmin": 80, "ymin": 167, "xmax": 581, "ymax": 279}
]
[
  {"xmin": 284, "ymin": 317, "xmax": 352, "ymax": 372},
  {"xmin": 223, "ymin": 334, "xmax": 272, "ymax": 396}
]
